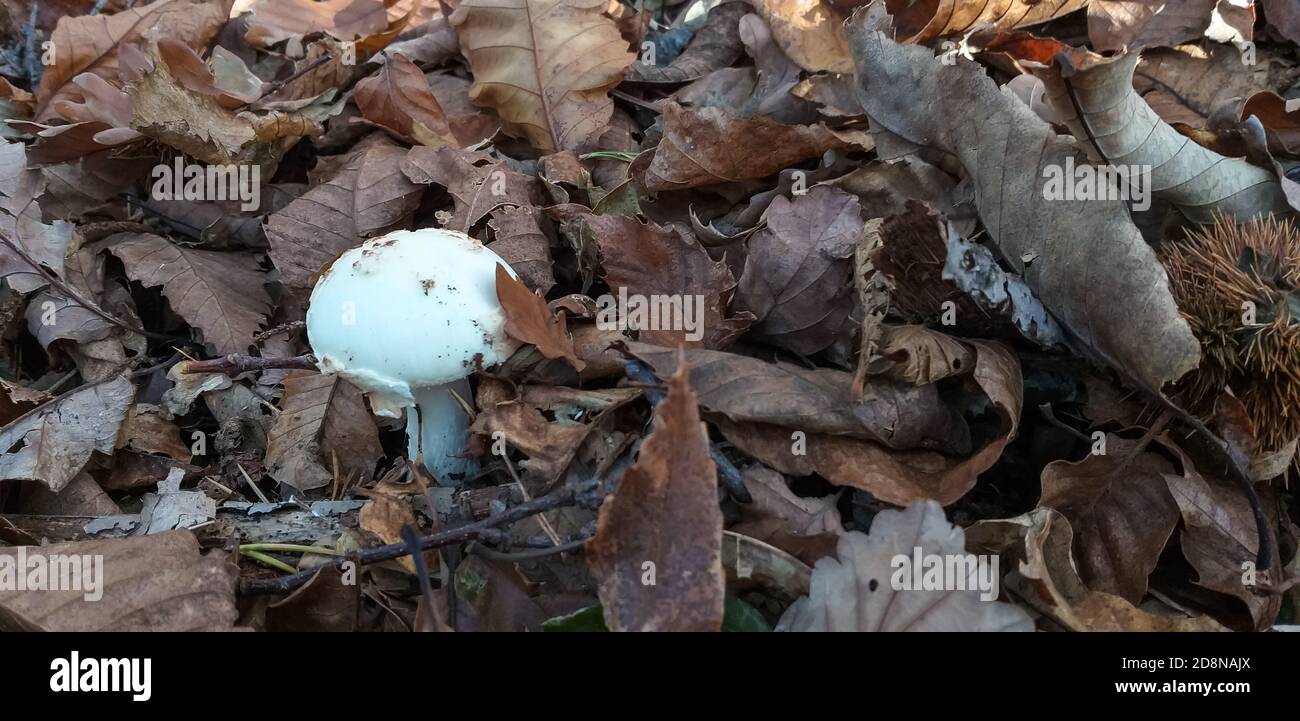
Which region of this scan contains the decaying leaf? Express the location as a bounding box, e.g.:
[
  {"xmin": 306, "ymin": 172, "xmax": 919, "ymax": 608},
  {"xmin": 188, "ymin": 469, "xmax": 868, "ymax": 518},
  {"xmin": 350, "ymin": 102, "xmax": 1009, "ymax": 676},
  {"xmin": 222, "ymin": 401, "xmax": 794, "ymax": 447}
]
[
  {"xmin": 496, "ymin": 265, "xmax": 584, "ymax": 371},
  {"xmin": 586, "ymin": 359, "xmax": 724, "ymax": 631},
  {"xmin": 264, "ymin": 371, "xmax": 385, "ymax": 494},
  {"xmin": 0, "ymin": 530, "xmax": 238, "ymax": 631},
  {"xmin": 109, "ymin": 233, "xmax": 272, "ymax": 356},
  {"xmin": 848, "ymin": 19, "xmax": 1201, "ymax": 392},
  {"xmin": 0, "ymin": 375, "xmax": 135, "ymax": 493},
  {"xmin": 777, "ymin": 501, "xmax": 1034, "ymax": 631},
  {"xmin": 450, "ymin": 0, "xmax": 635, "ymax": 153}
]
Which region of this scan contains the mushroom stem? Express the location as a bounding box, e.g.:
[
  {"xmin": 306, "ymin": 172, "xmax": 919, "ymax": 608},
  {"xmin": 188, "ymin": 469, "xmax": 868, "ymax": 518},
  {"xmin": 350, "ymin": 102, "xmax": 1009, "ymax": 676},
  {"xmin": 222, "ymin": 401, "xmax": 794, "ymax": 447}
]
[{"xmin": 409, "ymin": 379, "xmax": 477, "ymax": 486}]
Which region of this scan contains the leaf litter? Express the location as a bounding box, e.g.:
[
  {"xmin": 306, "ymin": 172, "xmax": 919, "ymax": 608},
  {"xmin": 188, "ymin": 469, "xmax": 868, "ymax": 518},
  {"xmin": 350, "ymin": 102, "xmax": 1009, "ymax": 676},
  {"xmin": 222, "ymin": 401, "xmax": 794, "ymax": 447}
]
[{"xmin": 0, "ymin": 0, "xmax": 1297, "ymax": 633}]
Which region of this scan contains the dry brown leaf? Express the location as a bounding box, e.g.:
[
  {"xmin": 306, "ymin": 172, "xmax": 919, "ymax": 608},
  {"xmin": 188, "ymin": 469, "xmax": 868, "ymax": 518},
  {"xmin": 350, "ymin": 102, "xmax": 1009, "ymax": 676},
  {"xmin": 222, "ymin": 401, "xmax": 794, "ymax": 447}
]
[
  {"xmin": 736, "ymin": 186, "xmax": 860, "ymax": 355},
  {"xmin": 1133, "ymin": 44, "xmax": 1270, "ymax": 128},
  {"xmin": 496, "ymin": 265, "xmax": 585, "ymax": 371},
  {"xmin": 116, "ymin": 403, "xmax": 192, "ymax": 462},
  {"xmin": 488, "ymin": 206, "xmax": 555, "ymax": 294},
  {"xmin": 747, "ymin": 0, "xmax": 852, "ymax": 73},
  {"xmin": 867, "ymin": 325, "xmax": 976, "ymax": 386},
  {"xmin": 630, "ymin": 342, "xmax": 970, "ymax": 450},
  {"xmin": 0, "ymin": 141, "xmax": 74, "ymax": 293},
  {"xmin": 554, "ymin": 208, "xmax": 752, "ymax": 349},
  {"xmin": 1039, "ymin": 434, "xmax": 1181, "ymax": 604},
  {"xmin": 1163, "ymin": 446, "xmax": 1282, "ymax": 630},
  {"xmin": 1261, "ymin": 0, "xmax": 1300, "ymax": 43},
  {"xmin": 988, "ymin": 508, "xmax": 1229, "ymax": 631},
  {"xmin": 109, "ymin": 233, "xmax": 271, "ymax": 356},
  {"xmin": 264, "ymin": 371, "xmax": 384, "ymax": 494},
  {"xmin": 266, "ymin": 135, "xmax": 424, "ymax": 289},
  {"xmin": 733, "ymin": 465, "xmax": 842, "ymax": 564},
  {"xmin": 244, "ymin": 0, "xmax": 391, "ymax": 47},
  {"xmin": 469, "ymin": 398, "xmax": 591, "ymax": 483},
  {"xmin": 777, "ymin": 501, "xmax": 1034, "ymax": 631},
  {"xmin": 354, "ymin": 52, "xmax": 452, "ymax": 145},
  {"xmin": 401, "ymin": 145, "xmax": 543, "ymax": 232},
  {"xmin": 886, "ymin": 0, "xmax": 1087, "ymax": 45},
  {"xmin": 848, "ymin": 20, "xmax": 1201, "ymax": 393},
  {"xmin": 586, "ymin": 358, "xmax": 725, "ymax": 631},
  {"xmin": 715, "ymin": 340, "xmax": 1020, "ymax": 506},
  {"xmin": 35, "ymin": 0, "xmax": 233, "ymax": 121},
  {"xmin": 450, "ymin": 0, "xmax": 635, "ymax": 153},
  {"xmin": 0, "ymin": 375, "xmax": 135, "ymax": 493},
  {"xmin": 640, "ymin": 100, "xmax": 852, "ymax": 192},
  {"xmin": 0, "ymin": 530, "xmax": 238, "ymax": 631}
]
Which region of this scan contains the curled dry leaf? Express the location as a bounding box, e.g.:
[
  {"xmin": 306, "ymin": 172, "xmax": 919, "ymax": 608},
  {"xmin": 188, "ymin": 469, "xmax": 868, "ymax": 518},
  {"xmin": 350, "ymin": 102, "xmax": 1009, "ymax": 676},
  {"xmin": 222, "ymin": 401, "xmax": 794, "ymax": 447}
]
[
  {"xmin": 640, "ymin": 100, "xmax": 853, "ymax": 192},
  {"xmin": 1019, "ymin": 46, "xmax": 1294, "ymax": 222},
  {"xmin": 1039, "ymin": 434, "xmax": 1181, "ymax": 604},
  {"xmin": 586, "ymin": 358, "xmax": 725, "ymax": 632},
  {"xmin": 985, "ymin": 508, "xmax": 1229, "ymax": 631},
  {"xmin": 109, "ymin": 233, "xmax": 272, "ymax": 356},
  {"xmin": 496, "ymin": 265, "xmax": 585, "ymax": 371},
  {"xmin": 450, "ymin": 0, "xmax": 635, "ymax": 153},
  {"xmin": 848, "ymin": 20, "xmax": 1200, "ymax": 393},
  {"xmin": 866, "ymin": 325, "xmax": 976, "ymax": 386},
  {"xmin": 402, "ymin": 145, "xmax": 544, "ymax": 232},
  {"xmin": 777, "ymin": 501, "xmax": 1034, "ymax": 631},
  {"xmin": 35, "ymin": 0, "xmax": 233, "ymax": 121},
  {"xmin": 1088, "ymin": 0, "xmax": 1253, "ymax": 52},
  {"xmin": 889, "ymin": 0, "xmax": 1088, "ymax": 45},
  {"xmin": 630, "ymin": 342, "xmax": 971, "ymax": 451},
  {"xmin": 264, "ymin": 371, "xmax": 385, "ymax": 494},
  {"xmin": 555, "ymin": 207, "xmax": 752, "ymax": 349},
  {"xmin": 714, "ymin": 340, "xmax": 1020, "ymax": 507},
  {"xmin": 0, "ymin": 530, "xmax": 238, "ymax": 631},
  {"xmin": 0, "ymin": 375, "xmax": 135, "ymax": 493},
  {"xmin": 1162, "ymin": 444, "xmax": 1282, "ymax": 630}
]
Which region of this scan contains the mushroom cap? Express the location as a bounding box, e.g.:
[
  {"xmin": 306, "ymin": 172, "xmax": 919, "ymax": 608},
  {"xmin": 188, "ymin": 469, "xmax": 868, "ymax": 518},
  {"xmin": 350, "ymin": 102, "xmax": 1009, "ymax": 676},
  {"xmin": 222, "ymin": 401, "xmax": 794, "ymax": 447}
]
[{"xmin": 305, "ymin": 228, "xmax": 520, "ymax": 417}]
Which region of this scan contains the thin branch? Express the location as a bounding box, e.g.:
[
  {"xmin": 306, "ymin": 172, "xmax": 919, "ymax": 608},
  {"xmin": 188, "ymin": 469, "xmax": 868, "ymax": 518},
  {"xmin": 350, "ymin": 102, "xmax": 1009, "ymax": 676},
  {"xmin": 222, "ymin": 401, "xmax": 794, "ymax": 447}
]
[
  {"xmin": 181, "ymin": 353, "xmax": 318, "ymax": 376},
  {"xmin": 239, "ymin": 487, "xmax": 578, "ymax": 595}
]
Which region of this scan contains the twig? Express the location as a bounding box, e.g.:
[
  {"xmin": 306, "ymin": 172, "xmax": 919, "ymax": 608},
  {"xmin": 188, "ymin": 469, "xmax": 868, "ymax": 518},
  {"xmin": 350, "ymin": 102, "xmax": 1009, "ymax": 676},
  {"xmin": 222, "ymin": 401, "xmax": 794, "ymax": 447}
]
[
  {"xmin": 239, "ymin": 487, "xmax": 579, "ymax": 595},
  {"xmin": 621, "ymin": 355, "xmax": 753, "ymax": 503},
  {"xmin": 181, "ymin": 353, "xmax": 318, "ymax": 375},
  {"xmin": 242, "ymin": 52, "xmax": 335, "ymax": 108},
  {"xmin": 468, "ymin": 536, "xmax": 587, "ymax": 562}
]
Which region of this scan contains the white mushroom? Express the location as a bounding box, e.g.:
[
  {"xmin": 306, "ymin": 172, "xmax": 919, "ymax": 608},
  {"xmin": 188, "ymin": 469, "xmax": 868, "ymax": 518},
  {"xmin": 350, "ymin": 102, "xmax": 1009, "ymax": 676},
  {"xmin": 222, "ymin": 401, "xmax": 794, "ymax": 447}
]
[{"xmin": 305, "ymin": 228, "xmax": 519, "ymax": 484}]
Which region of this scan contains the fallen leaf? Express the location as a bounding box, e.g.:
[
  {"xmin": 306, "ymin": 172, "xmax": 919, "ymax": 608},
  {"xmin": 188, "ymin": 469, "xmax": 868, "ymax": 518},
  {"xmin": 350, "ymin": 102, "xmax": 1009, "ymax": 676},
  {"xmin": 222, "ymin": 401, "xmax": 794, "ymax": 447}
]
[
  {"xmin": 777, "ymin": 501, "xmax": 1034, "ymax": 631},
  {"xmin": 0, "ymin": 530, "xmax": 238, "ymax": 631},
  {"xmin": 496, "ymin": 265, "xmax": 585, "ymax": 371},
  {"xmin": 848, "ymin": 20, "xmax": 1201, "ymax": 392},
  {"xmin": 626, "ymin": 2, "xmax": 748, "ymax": 83},
  {"xmin": 735, "ymin": 186, "xmax": 860, "ymax": 355},
  {"xmin": 0, "ymin": 375, "xmax": 135, "ymax": 493},
  {"xmin": 266, "ymin": 135, "xmax": 424, "ymax": 289},
  {"xmin": 586, "ymin": 358, "xmax": 725, "ymax": 631},
  {"xmin": 747, "ymin": 0, "xmax": 852, "ymax": 73},
  {"xmin": 354, "ymin": 52, "xmax": 452, "ymax": 145},
  {"xmin": 714, "ymin": 340, "xmax": 1020, "ymax": 506},
  {"xmin": 640, "ymin": 100, "xmax": 851, "ymax": 191},
  {"xmin": 1039, "ymin": 434, "xmax": 1181, "ymax": 604},
  {"xmin": 109, "ymin": 233, "xmax": 272, "ymax": 356},
  {"xmin": 450, "ymin": 0, "xmax": 635, "ymax": 153},
  {"xmin": 264, "ymin": 371, "xmax": 385, "ymax": 494}
]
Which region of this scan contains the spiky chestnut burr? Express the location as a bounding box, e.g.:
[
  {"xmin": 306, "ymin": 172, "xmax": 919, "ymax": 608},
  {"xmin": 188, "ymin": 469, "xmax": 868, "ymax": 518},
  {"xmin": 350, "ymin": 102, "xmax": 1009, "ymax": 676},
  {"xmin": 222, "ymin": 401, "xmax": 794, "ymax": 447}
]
[{"xmin": 1161, "ymin": 214, "xmax": 1300, "ymax": 454}]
